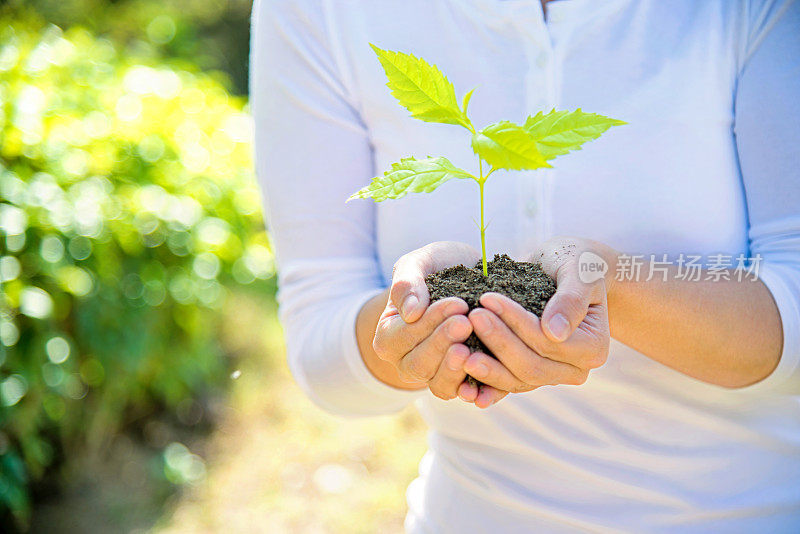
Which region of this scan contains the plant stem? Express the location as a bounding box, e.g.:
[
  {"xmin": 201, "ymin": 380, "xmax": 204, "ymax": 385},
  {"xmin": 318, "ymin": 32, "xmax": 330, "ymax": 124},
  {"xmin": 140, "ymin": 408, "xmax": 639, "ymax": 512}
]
[{"xmin": 478, "ymin": 158, "xmax": 488, "ymax": 277}]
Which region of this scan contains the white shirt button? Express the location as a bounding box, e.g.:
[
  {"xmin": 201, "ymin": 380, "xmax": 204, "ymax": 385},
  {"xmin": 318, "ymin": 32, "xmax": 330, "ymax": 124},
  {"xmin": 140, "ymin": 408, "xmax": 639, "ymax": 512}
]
[{"xmin": 525, "ymin": 199, "xmax": 537, "ymax": 217}]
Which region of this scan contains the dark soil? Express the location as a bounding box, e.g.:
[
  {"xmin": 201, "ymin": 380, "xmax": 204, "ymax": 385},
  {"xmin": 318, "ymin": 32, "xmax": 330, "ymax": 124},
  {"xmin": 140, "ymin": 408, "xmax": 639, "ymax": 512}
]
[{"xmin": 425, "ymin": 254, "xmax": 557, "ymax": 387}]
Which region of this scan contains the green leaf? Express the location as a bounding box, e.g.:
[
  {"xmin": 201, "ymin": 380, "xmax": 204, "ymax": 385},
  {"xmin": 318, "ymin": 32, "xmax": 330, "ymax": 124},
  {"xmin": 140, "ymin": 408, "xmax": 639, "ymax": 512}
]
[
  {"xmin": 461, "ymin": 88, "xmax": 475, "ymax": 115},
  {"xmin": 370, "ymin": 44, "xmax": 470, "ymax": 129},
  {"xmin": 348, "ymin": 156, "xmax": 475, "ymax": 202},
  {"xmin": 524, "ymin": 109, "xmax": 626, "ymax": 160},
  {"xmin": 471, "ymin": 121, "xmax": 549, "ymax": 170}
]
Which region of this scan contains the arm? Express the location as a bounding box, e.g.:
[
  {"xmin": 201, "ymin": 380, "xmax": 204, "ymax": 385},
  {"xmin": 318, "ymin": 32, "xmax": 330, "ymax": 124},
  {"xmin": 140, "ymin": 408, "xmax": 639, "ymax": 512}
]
[
  {"xmin": 605, "ymin": 258, "xmax": 781, "ymax": 388},
  {"xmin": 605, "ymin": 0, "xmax": 800, "ymax": 389},
  {"xmin": 251, "ymin": 0, "xmax": 419, "ymax": 416},
  {"xmin": 462, "ymin": 234, "xmax": 780, "ymax": 397},
  {"xmin": 462, "ymin": 1, "xmax": 800, "ymax": 394}
]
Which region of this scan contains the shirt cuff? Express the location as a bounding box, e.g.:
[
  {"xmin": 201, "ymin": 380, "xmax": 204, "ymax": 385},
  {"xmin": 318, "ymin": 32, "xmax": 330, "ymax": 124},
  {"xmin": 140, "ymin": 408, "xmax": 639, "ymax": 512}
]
[
  {"xmin": 736, "ymin": 262, "xmax": 800, "ymax": 395},
  {"xmin": 290, "ymin": 287, "xmax": 426, "ymax": 417}
]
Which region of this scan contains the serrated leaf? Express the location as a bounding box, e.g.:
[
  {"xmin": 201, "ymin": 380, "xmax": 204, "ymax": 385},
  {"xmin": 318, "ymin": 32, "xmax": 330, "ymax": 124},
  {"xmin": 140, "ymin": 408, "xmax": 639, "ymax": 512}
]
[
  {"xmin": 348, "ymin": 156, "xmax": 474, "ymax": 202},
  {"xmin": 471, "ymin": 121, "xmax": 549, "ymax": 170},
  {"xmin": 370, "ymin": 44, "xmax": 469, "ymax": 129},
  {"xmin": 461, "ymin": 88, "xmax": 475, "ymax": 115},
  {"xmin": 524, "ymin": 109, "xmax": 625, "ymax": 160}
]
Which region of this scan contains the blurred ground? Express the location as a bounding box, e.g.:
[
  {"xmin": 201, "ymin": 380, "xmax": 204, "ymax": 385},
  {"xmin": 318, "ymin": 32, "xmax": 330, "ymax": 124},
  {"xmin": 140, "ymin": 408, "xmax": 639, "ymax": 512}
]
[{"xmin": 30, "ymin": 293, "xmax": 428, "ymax": 533}]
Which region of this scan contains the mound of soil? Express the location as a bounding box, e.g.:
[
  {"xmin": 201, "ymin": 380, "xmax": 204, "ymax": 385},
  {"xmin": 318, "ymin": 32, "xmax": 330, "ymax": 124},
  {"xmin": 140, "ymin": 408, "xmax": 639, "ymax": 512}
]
[{"xmin": 425, "ymin": 254, "xmax": 556, "ymax": 387}]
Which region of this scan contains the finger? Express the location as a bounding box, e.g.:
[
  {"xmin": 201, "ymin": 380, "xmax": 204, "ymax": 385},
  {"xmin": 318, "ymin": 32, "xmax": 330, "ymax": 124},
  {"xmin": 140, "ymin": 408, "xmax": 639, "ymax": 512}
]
[
  {"xmin": 457, "ymin": 380, "xmax": 479, "ymax": 403},
  {"xmin": 390, "ymin": 242, "xmax": 480, "ymax": 323},
  {"xmin": 541, "ymin": 262, "xmax": 601, "ymax": 343},
  {"xmin": 564, "ymin": 302, "xmax": 610, "ymax": 369},
  {"xmin": 373, "ymin": 297, "xmax": 468, "ymax": 362},
  {"xmin": 479, "ymin": 293, "xmax": 588, "ymax": 367},
  {"xmin": 469, "ymin": 308, "xmax": 585, "ymax": 385},
  {"xmin": 481, "ymin": 292, "xmax": 608, "ymax": 370},
  {"xmin": 428, "ymin": 343, "xmax": 470, "ymax": 400},
  {"xmin": 390, "ymin": 252, "xmax": 431, "ymax": 323},
  {"xmin": 464, "ymin": 352, "xmax": 537, "ymax": 392},
  {"xmin": 479, "ymin": 293, "xmax": 555, "ymax": 354},
  {"xmin": 398, "ymin": 315, "xmax": 472, "ymax": 383},
  {"xmin": 475, "ymin": 385, "xmax": 509, "ymax": 409}
]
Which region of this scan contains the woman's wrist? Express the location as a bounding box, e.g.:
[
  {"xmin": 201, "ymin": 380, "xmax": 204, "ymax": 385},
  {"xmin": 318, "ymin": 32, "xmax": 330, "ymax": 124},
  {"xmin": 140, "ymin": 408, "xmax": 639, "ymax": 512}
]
[{"xmin": 599, "ymin": 243, "xmax": 621, "ymax": 300}]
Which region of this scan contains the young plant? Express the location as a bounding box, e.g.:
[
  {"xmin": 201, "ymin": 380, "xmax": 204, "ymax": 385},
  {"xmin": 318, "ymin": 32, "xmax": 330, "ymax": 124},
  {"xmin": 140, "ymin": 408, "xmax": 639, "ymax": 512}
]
[{"xmin": 349, "ymin": 45, "xmax": 625, "ymax": 276}]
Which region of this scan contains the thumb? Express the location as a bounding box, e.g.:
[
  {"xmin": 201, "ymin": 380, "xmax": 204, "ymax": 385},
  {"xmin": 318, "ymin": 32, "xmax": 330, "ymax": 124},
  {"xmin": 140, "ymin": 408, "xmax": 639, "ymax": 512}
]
[
  {"xmin": 541, "ymin": 263, "xmax": 595, "ymax": 342},
  {"xmin": 390, "ymin": 252, "xmax": 432, "ymax": 323}
]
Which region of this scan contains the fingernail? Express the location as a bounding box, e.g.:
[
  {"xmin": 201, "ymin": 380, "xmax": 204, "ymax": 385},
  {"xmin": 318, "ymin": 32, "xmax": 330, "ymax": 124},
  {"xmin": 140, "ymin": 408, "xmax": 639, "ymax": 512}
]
[
  {"xmin": 547, "ymin": 313, "xmax": 570, "ymax": 341},
  {"xmin": 471, "ymin": 311, "xmax": 492, "ymax": 333},
  {"xmin": 446, "ymin": 348, "xmax": 464, "ymax": 371},
  {"xmin": 445, "ymin": 321, "xmax": 466, "ymax": 342},
  {"xmin": 480, "ymin": 294, "xmax": 502, "ymax": 315},
  {"xmin": 445, "ymin": 300, "xmax": 464, "ymax": 315},
  {"xmin": 401, "ymin": 294, "xmax": 419, "ymax": 320},
  {"xmin": 469, "ymin": 362, "xmax": 488, "ymax": 379}
]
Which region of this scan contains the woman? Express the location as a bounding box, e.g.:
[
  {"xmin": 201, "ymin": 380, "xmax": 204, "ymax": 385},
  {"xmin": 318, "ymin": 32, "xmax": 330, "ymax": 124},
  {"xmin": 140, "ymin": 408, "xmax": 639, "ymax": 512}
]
[{"xmin": 251, "ymin": 0, "xmax": 800, "ymax": 531}]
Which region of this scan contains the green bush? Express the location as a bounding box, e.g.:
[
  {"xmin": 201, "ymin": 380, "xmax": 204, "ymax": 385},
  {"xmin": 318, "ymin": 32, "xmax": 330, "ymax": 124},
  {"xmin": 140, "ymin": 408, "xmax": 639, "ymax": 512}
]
[
  {"xmin": 17, "ymin": 0, "xmax": 254, "ymax": 95},
  {"xmin": 0, "ymin": 16, "xmax": 271, "ymax": 525}
]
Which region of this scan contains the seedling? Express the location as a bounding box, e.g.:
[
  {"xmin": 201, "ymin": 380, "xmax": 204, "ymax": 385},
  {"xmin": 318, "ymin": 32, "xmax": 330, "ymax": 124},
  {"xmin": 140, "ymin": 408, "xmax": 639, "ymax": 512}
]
[{"xmin": 349, "ymin": 45, "xmax": 625, "ymax": 276}]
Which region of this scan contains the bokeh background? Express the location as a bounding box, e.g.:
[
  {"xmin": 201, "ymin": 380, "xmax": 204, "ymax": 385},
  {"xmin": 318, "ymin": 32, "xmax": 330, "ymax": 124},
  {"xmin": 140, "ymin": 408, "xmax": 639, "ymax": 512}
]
[{"xmin": 0, "ymin": 1, "xmax": 426, "ymax": 532}]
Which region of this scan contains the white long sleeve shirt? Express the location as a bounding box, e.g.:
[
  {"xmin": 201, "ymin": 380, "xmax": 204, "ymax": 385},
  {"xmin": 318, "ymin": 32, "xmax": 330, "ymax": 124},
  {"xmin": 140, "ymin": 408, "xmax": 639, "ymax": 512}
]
[{"xmin": 251, "ymin": 0, "xmax": 800, "ymax": 531}]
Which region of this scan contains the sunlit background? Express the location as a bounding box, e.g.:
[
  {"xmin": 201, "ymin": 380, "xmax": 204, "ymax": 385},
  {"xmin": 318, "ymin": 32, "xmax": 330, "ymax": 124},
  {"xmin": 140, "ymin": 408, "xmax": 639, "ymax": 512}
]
[{"xmin": 0, "ymin": 1, "xmax": 426, "ymax": 532}]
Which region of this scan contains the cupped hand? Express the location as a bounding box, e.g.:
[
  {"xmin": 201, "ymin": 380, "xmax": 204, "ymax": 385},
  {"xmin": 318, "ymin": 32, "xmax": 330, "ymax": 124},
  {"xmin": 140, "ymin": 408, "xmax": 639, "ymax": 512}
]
[
  {"xmin": 372, "ymin": 241, "xmax": 484, "ymax": 401},
  {"xmin": 465, "ymin": 236, "xmax": 614, "ymax": 404}
]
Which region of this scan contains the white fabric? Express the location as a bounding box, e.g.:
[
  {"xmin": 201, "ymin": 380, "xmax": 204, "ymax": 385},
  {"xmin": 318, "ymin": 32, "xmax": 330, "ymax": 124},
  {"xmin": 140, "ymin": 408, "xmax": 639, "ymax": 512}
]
[{"xmin": 251, "ymin": 0, "xmax": 800, "ymax": 531}]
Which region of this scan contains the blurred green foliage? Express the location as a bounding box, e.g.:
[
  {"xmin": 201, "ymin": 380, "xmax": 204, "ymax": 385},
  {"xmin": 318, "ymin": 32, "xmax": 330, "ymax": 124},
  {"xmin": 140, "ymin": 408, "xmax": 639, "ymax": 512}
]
[
  {"xmin": 0, "ymin": 13, "xmax": 271, "ymax": 526},
  {"xmin": 8, "ymin": 0, "xmax": 253, "ymax": 95}
]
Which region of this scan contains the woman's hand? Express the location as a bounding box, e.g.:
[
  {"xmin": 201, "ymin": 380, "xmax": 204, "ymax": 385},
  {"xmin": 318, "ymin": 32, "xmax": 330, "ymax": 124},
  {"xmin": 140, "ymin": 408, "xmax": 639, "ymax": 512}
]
[
  {"xmin": 372, "ymin": 241, "xmax": 483, "ymax": 401},
  {"xmin": 464, "ymin": 237, "xmax": 614, "ymax": 405}
]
